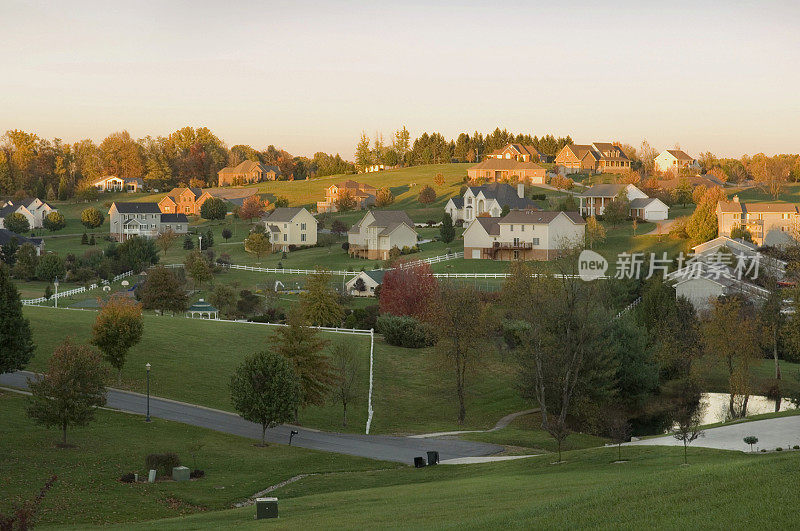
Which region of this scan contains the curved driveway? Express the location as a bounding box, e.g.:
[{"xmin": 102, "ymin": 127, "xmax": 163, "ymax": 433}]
[{"xmin": 1, "ymin": 370, "xmax": 501, "ymax": 464}]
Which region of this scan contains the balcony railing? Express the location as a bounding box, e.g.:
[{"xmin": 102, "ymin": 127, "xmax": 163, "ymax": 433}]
[{"xmin": 493, "ymin": 241, "xmax": 533, "ymax": 250}]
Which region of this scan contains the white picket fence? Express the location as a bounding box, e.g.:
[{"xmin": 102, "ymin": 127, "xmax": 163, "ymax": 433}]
[
  {"xmin": 21, "ymin": 270, "xmax": 134, "ymax": 305},
  {"xmin": 401, "ymin": 252, "xmax": 463, "ymax": 268},
  {"xmin": 615, "ymin": 296, "xmax": 642, "ymax": 319}
]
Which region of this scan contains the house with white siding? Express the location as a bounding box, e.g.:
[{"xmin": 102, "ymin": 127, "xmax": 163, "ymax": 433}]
[
  {"xmin": 108, "ymin": 202, "xmax": 188, "ymax": 241},
  {"xmin": 348, "ymin": 211, "xmax": 418, "ymax": 260},
  {"xmin": 445, "ymin": 183, "xmax": 537, "ymax": 223},
  {"xmin": 262, "ymin": 207, "xmax": 317, "ymax": 252},
  {"xmin": 579, "ymin": 183, "xmax": 668, "ymax": 221}
]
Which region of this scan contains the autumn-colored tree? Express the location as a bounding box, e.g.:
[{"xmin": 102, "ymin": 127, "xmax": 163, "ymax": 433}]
[
  {"xmin": 418, "ymin": 185, "xmax": 436, "ymax": 204},
  {"xmin": 27, "ymin": 338, "xmax": 107, "ymax": 446},
  {"xmin": 43, "ymin": 212, "xmax": 66, "ymax": 232},
  {"xmin": 585, "ymin": 216, "xmax": 606, "ymax": 249},
  {"xmin": 378, "ymin": 261, "xmax": 439, "ymax": 320},
  {"xmin": 335, "ymin": 190, "xmax": 357, "ymax": 212},
  {"xmin": 91, "ymin": 295, "xmax": 144, "ymax": 384},
  {"xmin": 184, "ymin": 250, "xmax": 213, "ymax": 288},
  {"xmin": 686, "ymin": 186, "xmax": 725, "ymax": 245},
  {"xmin": 272, "ymin": 307, "xmax": 337, "ymax": 417},
  {"xmin": 603, "ymin": 189, "xmax": 629, "ymax": 227},
  {"xmin": 4, "ymin": 212, "xmax": 30, "ymax": 234},
  {"xmin": 434, "ymin": 173, "xmax": 445, "ymax": 187},
  {"xmin": 375, "ymin": 187, "xmax": 394, "ymax": 207},
  {"xmin": 244, "ymin": 231, "xmax": 271, "ymax": 259},
  {"xmin": 300, "ymin": 269, "xmax": 344, "ymax": 326},
  {"xmin": 155, "ymin": 228, "xmax": 178, "ymax": 256},
  {"xmin": 81, "ymin": 207, "xmax": 105, "ymax": 229},
  {"xmin": 691, "ymin": 184, "xmax": 708, "ymax": 205},
  {"xmin": 617, "ymin": 170, "xmax": 641, "ymax": 185},
  {"xmin": 239, "ymin": 194, "xmax": 266, "ymax": 223},
  {"xmin": 752, "ymin": 156, "xmax": 791, "ymax": 199},
  {"xmin": 139, "ymin": 265, "xmax": 187, "ymax": 315},
  {"xmin": 551, "ymin": 174, "xmax": 574, "ymax": 191},
  {"xmin": 100, "ymin": 130, "xmax": 144, "ymax": 181}
]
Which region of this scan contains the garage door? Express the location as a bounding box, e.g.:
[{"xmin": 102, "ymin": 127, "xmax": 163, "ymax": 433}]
[{"xmin": 472, "ymin": 249, "xmax": 481, "ymax": 259}]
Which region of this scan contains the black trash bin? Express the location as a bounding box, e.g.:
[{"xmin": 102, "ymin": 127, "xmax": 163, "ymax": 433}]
[
  {"xmin": 426, "ymin": 451, "xmax": 439, "ymax": 465},
  {"xmin": 414, "ymin": 456, "xmax": 426, "ymax": 468}
]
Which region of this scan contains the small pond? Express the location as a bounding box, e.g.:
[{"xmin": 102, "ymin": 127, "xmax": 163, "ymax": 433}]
[{"xmin": 698, "ymin": 392, "xmax": 797, "ymax": 425}]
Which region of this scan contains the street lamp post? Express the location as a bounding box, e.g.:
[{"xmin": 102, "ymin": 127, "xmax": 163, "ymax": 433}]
[
  {"xmin": 198, "ymin": 235, "xmax": 203, "ymax": 251},
  {"xmin": 145, "ymin": 362, "xmax": 151, "ymax": 422},
  {"xmin": 53, "ymin": 277, "xmax": 59, "ymax": 308}
]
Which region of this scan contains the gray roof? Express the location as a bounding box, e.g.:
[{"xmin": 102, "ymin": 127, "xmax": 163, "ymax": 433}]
[
  {"xmin": 475, "ymin": 217, "xmax": 500, "ymax": 235},
  {"xmin": 629, "ymin": 197, "xmax": 659, "ymax": 209},
  {"xmin": 267, "ymin": 224, "xmax": 281, "ymax": 233},
  {"xmin": 264, "ymin": 207, "xmax": 306, "ymax": 222},
  {"xmin": 112, "ymin": 202, "xmax": 162, "ymax": 214},
  {"xmin": 449, "ymin": 197, "xmax": 464, "ymax": 209},
  {"xmin": 0, "ymin": 204, "xmax": 20, "ymax": 217},
  {"xmin": 470, "ymin": 183, "xmax": 537, "ymax": 210},
  {"xmin": 580, "ymin": 183, "xmax": 627, "ymax": 198},
  {"xmin": 160, "ymin": 213, "xmax": 188, "ymax": 223},
  {"xmin": 0, "ymin": 229, "xmax": 40, "ymax": 247},
  {"xmin": 365, "ymin": 270, "xmax": 386, "ymax": 283},
  {"xmin": 499, "ymin": 210, "xmax": 585, "ymax": 225},
  {"xmin": 187, "ymin": 300, "xmax": 218, "ymax": 312}
]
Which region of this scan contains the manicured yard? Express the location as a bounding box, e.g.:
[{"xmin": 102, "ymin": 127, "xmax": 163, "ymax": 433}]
[
  {"xmin": 21, "ymin": 306, "xmax": 528, "ymax": 436},
  {"xmin": 101, "ymin": 444, "xmax": 800, "ymax": 530},
  {"xmin": 0, "ymin": 393, "xmax": 394, "ymax": 528}
]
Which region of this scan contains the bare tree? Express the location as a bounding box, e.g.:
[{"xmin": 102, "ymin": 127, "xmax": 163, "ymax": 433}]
[
  {"xmin": 330, "ymin": 341, "xmax": 359, "ymax": 427},
  {"xmin": 606, "ymin": 411, "xmax": 632, "ymax": 462},
  {"xmin": 672, "ymin": 403, "xmax": 705, "ymax": 465}
]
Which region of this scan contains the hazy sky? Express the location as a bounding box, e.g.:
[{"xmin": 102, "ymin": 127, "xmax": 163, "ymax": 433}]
[{"xmin": 1, "ymin": 0, "xmax": 798, "ymax": 159}]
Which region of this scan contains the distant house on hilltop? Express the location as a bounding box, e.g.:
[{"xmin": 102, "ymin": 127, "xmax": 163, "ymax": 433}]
[
  {"xmin": 348, "ymin": 210, "xmax": 418, "ymax": 260},
  {"xmin": 467, "ymin": 159, "xmax": 546, "ymax": 184},
  {"xmin": 445, "ymin": 183, "xmax": 537, "ymax": 223},
  {"xmin": 158, "ymin": 187, "xmax": 215, "ymax": 216},
  {"xmin": 555, "ymin": 143, "xmax": 631, "ymax": 174},
  {"xmin": 655, "ymin": 149, "xmax": 700, "ymax": 175},
  {"xmin": 217, "ymin": 160, "xmax": 281, "ymax": 186},
  {"xmin": 92, "ymin": 175, "xmax": 144, "ymax": 193},
  {"xmin": 487, "ymin": 143, "xmax": 547, "ymax": 163},
  {"xmin": 317, "ymin": 180, "xmax": 377, "ymax": 213}
]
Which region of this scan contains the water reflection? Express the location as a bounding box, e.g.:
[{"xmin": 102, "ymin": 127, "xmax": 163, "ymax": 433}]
[{"xmin": 699, "ymin": 392, "xmax": 797, "ymax": 425}]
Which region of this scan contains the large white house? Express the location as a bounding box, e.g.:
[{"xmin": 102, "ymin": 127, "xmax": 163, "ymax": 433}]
[
  {"xmin": 0, "ymin": 197, "xmax": 56, "ymax": 229},
  {"xmin": 262, "ymin": 207, "xmax": 317, "ymax": 252},
  {"xmin": 445, "ymin": 183, "xmax": 537, "ymax": 223},
  {"xmin": 93, "ymin": 175, "xmax": 144, "ymax": 193},
  {"xmin": 108, "ymin": 202, "xmax": 188, "ymax": 241},
  {"xmin": 654, "ymin": 149, "xmax": 700, "ymax": 175},
  {"xmin": 579, "ymin": 183, "xmax": 668, "ymax": 221},
  {"xmin": 348, "ymin": 210, "xmax": 418, "ymax": 260},
  {"xmin": 463, "ymin": 210, "xmax": 585, "ymax": 261}
]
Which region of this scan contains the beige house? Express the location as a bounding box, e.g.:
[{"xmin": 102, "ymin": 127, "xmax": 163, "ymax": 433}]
[
  {"xmin": 463, "ymin": 210, "xmax": 585, "ymax": 261},
  {"xmin": 655, "ymin": 149, "xmax": 700, "ymax": 175},
  {"xmin": 108, "ymin": 202, "xmax": 188, "ymax": 242},
  {"xmin": 317, "ymin": 180, "xmax": 377, "ymax": 213},
  {"xmin": 555, "ymin": 143, "xmax": 631, "ymax": 174},
  {"xmin": 93, "ymin": 175, "xmax": 144, "ymax": 192},
  {"xmin": 579, "ymin": 183, "xmax": 668, "ymax": 221},
  {"xmin": 344, "ymin": 270, "xmax": 386, "ymax": 296},
  {"xmin": 0, "ymin": 197, "xmax": 56, "ymax": 229},
  {"xmin": 467, "ymin": 158, "xmax": 546, "ymax": 184},
  {"xmin": 262, "ymin": 207, "xmax": 317, "ymax": 251},
  {"xmin": 218, "ymin": 160, "xmax": 281, "ymax": 186},
  {"xmin": 716, "ymin": 196, "xmax": 798, "ymax": 247},
  {"xmin": 348, "ymin": 210, "xmax": 418, "ymax": 260},
  {"xmin": 445, "ymin": 183, "xmax": 536, "ymax": 222}
]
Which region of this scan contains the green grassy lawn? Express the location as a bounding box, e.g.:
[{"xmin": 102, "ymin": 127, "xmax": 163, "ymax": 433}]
[
  {"xmin": 21, "ymin": 306, "xmax": 527, "ymax": 435},
  {"xmin": 0, "ymin": 393, "xmax": 394, "ymax": 528},
  {"xmin": 100, "ymin": 444, "xmax": 800, "ymax": 530},
  {"xmin": 461, "ymin": 412, "xmax": 608, "ymax": 453},
  {"xmin": 729, "ymin": 182, "xmax": 800, "ymax": 203}
]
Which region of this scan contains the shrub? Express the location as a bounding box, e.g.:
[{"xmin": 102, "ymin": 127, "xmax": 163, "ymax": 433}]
[
  {"xmin": 776, "ymin": 447, "xmax": 783, "ymax": 451},
  {"xmin": 794, "ymin": 445, "xmax": 800, "ymax": 450},
  {"xmin": 376, "ymin": 314, "xmax": 435, "ymax": 348},
  {"xmin": 120, "ymin": 472, "xmax": 136, "ymax": 483},
  {"xmin": 145, "ymin": 452, "xmax": 181, "ymax": 477},
  {"xmin": 761, "ymin": 448, "xmax": 767, "ymax": 452},
  {"xmin": 190, "ymin": 469, "xmax": 205, "ymax": 479},
  {"xmin": 341, "ymin": 242, "xmax": 350, "ymax": 251}
]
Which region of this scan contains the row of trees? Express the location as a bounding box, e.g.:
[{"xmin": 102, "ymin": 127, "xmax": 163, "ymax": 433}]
[
  {"xmin": 355, "ymin": 127, "xmax": 574, "ymax": 170},
  {"xmin": 0, "ymin": 127, "xmax": 355, "ymax": 199}
]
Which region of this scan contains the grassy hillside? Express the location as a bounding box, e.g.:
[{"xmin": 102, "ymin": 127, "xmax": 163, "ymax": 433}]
[
  {"xmin": 21, "ymin": 306, "xmax": 527, "ymax": 435},
  {"xmin": 0, "ymin": 393, "xmax": 394, "ymax": 528},
  {"xmin": 105, "ymin": 444, "xmax": 800, "ymax": 530}
]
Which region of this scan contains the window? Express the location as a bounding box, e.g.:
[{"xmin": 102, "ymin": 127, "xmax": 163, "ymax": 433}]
[
  {"xmin": 521, "ymin": 225, "xmax": 525, "ymax": 232},
  {"xmin": 283, "ymin": 234, "xmax": 287, "ymax": 242},
  {"xmin": 532, "ymin": 238, "xmax": 540, "ymax": 245},
  {"xmin": 513, "ymin": 250, "xmax": 519, "ymax": 259},
  {"xmin": 185, "ymin": 206, "xmax": 190, "ymax": 213},
  {"xmin": 510, "ymin": 225, "xmax": 514, "ymax": 231},
  {"xmin": 301, "ymin": 233, "xmax": 306, "ymax": 242},
  {"xmin": 301, "ymin": 222, "xmax": 306, "ymax": 230}
]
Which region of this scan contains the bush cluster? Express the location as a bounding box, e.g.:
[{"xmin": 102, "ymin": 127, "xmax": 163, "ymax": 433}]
[
  {"xmin": 376, "ymin": 314, "xmax": 435, "ymax": 348},
  {"xmin": 145, "ymin": 452, "xmax": 181, "ymax": 477}
]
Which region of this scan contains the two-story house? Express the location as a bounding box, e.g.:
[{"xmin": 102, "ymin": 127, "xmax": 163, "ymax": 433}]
[
  {"xmin": 463, "ymin": 210, "xmax": 586, "ymax": 261},
  {"xmin": 654, "ymin": 149, "xmax": 700, "ymax": 175},
  {"xmin": 108, "ymin": 202, "xmax": 188, "ymax": 242},
  {"xmin": 217, "ymin": 160, "xmax": 281, "ymax": 186},
  {"xmin": 579, "ymin": 183, "xmax": 668, "ymax": 221},
  {"xmin": 92, "ymin": 175, "xmax": 144, "ymax": 193},
  {"xmin": 317, "ymin": 180, "xmax": 377, "ymax": 213},
  {"xmin": 555, "ymin": 143, "xmax": 632, "ymax": 174},
  {"xmin": 262, "ymin": 207, "xmax": 317, "ymax": 252},
  {"xmin": 445, "ymin": 183, "xmax": 537, "ymax": 223},
  {"xmin": 0, "ymin": 197, "xmax": 56, "ymax": 229},
  {"xmin": 716, "ymin": 196, "xmax": 798, "ymax": 247},
  {"xmin": 158, "ymin": 187, "xmax": 215, "ymax": 216},
  {"xmin": 467, "ymin": 158, "xmax": 546, "ymax": 184},
  {"xmin": 348, "ymin": 211, "xmax": 418, "ymax": 260},
  {"xmin": 486, "ymin": 143, "xmax": 547, "ymax": 163}
]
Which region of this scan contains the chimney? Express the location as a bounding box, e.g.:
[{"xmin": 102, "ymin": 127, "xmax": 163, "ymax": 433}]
[
  {"xmin": 733, "ymin": 195, "xmax": 739, "ymax": 203},
  {"xmin": 517, "ymin": 183, "xmax": 525, "ymax": 199}
]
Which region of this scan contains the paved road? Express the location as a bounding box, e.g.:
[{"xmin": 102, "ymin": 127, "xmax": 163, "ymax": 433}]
[
  {"xmin": 1, "ymin": 371, "xmax": 501, "ymax": 464},
  {"xmin": 627, "ymin": 415, "xmax": 800, "ymax": 452}
]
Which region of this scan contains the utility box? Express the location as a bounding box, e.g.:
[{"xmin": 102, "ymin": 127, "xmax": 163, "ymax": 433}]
[
  {"xmin": 414, "ymin": 457, "xmax": 426, "ymax": 468},
  {"xmin": 172, "ymin": 466, "xmax": 190, "ymax": 482},
  {"xmin": 426, "ymin": 451, "xmax": 439, "ymax": 465},
  {"xmin": 256, "ymin": 497, "xmax": 278, "ymax": 519}
]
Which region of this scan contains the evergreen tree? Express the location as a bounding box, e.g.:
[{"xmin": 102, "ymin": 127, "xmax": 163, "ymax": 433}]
[
  {"xmin": 205, "ymin": 229, "xmax": 214, "ymax": 248},
  {"xmin": 81, "ymin": 232, "xmax": 89, "ymax": 245},
  {"xmin": 0, "ymin": 265, "xmax": 35, "ymax": 374},
  {"xmin": 440, "ymin": 213, "xmax": 455, "ymax": 243},
  {"xmin": 183, "ymin": 234, "xmax": 194, "ymax": 250}
]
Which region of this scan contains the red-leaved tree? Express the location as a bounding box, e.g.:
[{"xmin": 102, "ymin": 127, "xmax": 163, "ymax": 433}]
[{"xmin": 378, "ymin": 261, "xmax": 439, "ymax": 320}]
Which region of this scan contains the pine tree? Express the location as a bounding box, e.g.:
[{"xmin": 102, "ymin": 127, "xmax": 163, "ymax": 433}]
[
  {"xmin": 81, "ymin": 233, "xmax": 89, "ymax": 245},
  {"xmin": 183, "ymin": 234, "xmax": 194, "ymax": 250},
  {"xmin": 0, "ymin": 265, "xmax": 35, "ymax": 373},
  {"xmin": 205, "ymin": 229, "xmax": 214, "ymax": 248},
  {"xmin": 440, "ymin": 213, "xmax": 455, "ymax": 243}
]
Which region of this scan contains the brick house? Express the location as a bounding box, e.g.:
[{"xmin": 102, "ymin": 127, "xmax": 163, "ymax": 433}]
[
  {"xmin": 487, "ymin": 143, "xmax": 547, "ymax": 163},
  {"xmin": 555, "ymin": 143, "xmax": 631, "ymax": 174},
  {"xmin": 108, "ymin": 202, "xmax": 188, "ymax": 242},
  {"xmin": 158, "ymin": 187, "xmax": 215, "ymax": 216},
  {"xmin": 348, "ymin": 211, "xmax": 418, "ymax": 260},
  {"xmin": 217, "ymin": 160, "xmax": 281, "ymax": 186},
  {"xmin": 463, "ymin": 210, "xmax": 585, "ymax": 261},
  {"xmin": 317, "ymin": 180, "xmax": 377, "ymax": 213}
]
